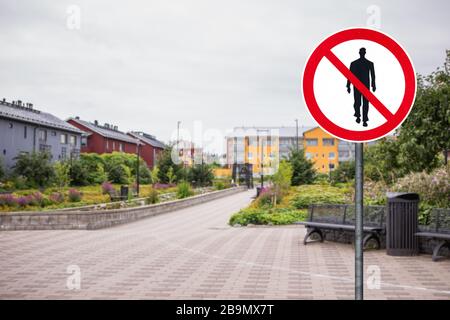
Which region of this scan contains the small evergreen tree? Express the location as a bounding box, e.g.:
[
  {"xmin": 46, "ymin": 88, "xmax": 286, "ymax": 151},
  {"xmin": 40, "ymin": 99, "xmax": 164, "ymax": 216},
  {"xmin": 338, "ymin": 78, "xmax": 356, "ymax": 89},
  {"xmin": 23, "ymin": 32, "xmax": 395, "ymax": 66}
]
[{"xmin": 288, "ymin": 149, "xmax": 316, "ymax": 185}]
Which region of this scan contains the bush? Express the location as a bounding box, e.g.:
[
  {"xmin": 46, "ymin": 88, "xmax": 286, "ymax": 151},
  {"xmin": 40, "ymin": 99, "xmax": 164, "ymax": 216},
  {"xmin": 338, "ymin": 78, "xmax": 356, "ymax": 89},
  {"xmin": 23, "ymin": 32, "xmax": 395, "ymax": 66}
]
[
  {"xmin": 289, "ymin": 185, "xmax": 348, "ymax": 209},
  {"xmin": 271, "ymin": 161, "xmax": 293, "ymax": 201},
  {"xmin": 53, "ymin": 161, "xmax": 71, "ymax": 189},
  {"xmin": 49, "ymin": 192, "xmax": 65, "ymax": 204},
  {"xmin": 391, "ymin": 165, "xmax": 449, "ymax": 209},
  {"xmin": 153, "ymin": 183, "xmax": 176, "ymax": 189},
  {"xmin": 0, "ymin": 194, "xmax": 17, "ymax": 207},
  {"xmin": 214, "ymin": 181, "xmax": 225, "ymax": 190},
  {"xmin": 229, "ymin": 208, "xmax": 307, "ymax": 226},
  {"xmin": 145, "ymin": 188, "xmax": 159, "ymax": 205},
  {"xmin": 253, "ymin": 187, "xmax": 282, "ymax": 208},
  {"xmin": 101, "ymin": 181, "xmax": 115, "ymax": 195},
  {"xmin": 177, "ymin": 181, "xmax": 193, "ymax": 199},
  {"xmin": 69, "ymin": 159, "xmax": 90, "ymax": 186},
  {"xmin": 330, "ymin": 161, "xmax": 355, "ymax": 184},
  {"xmin": 13, "ymin": 152, "xmax": 55, "ymax": 188},
  {"xmin": 107, "ymin": 164, "xmax": 131, "ymax": 184},
  {"xmin": 139, "ymin": 165, "xmax": 152, "ymax": 184},
  {"xmin": 188, "ymin": 164, "xmax": 214, "ymax": 187},
  {"xmin": 68, "ymin": 189, "xmax": 82, "ymax": 202}
]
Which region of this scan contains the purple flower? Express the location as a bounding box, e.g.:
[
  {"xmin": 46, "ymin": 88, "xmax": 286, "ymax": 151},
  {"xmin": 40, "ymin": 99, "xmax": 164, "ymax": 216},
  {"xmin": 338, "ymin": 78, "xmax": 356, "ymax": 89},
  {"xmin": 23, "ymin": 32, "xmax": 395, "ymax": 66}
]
[
  {"xmin": 49, "ymin": 192, "xmax": 64, "ymax": 204},
  {"xmin": 68, "ymin": 189, "xmax": 82, "ymax": 202},
  {"xmin": 101, "ymin": 182, "xmax": 115, "ymax": 195}
]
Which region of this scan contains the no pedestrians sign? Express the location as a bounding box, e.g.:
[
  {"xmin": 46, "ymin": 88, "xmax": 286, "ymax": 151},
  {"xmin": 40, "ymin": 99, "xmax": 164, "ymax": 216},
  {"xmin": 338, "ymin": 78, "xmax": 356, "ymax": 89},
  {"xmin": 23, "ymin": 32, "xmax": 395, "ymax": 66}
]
[{"xmin": 302, "ymin": 27, "xmax": 416, "ymax": 142}]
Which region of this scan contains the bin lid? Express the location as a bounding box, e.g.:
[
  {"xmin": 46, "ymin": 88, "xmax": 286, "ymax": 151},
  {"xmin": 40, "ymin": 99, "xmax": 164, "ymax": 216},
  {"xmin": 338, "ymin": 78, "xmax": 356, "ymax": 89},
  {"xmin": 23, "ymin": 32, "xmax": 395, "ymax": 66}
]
[{"xmin": 386, "ymin": 192, "xmax": 419, "ymax": 201}]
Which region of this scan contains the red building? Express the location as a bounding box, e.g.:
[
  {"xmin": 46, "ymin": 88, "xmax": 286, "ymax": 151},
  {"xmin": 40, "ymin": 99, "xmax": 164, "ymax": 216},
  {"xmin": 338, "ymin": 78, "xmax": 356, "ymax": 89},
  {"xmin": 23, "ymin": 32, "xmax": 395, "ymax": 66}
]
[
  {"xmin": 67, "ymin": 117, "xmax": 139, "ymax": 155},
  {"xmin": 127, "ymin": 131, "xmax": 166, "ymax": 169}
]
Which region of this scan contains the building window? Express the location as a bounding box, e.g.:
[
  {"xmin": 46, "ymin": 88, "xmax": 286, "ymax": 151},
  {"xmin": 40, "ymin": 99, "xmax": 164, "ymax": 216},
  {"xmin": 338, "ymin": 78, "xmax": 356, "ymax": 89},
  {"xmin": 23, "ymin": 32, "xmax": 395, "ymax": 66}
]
[
  {"xmin": 306, "ymin": 152, "xmax": 313, "ymax": 159},
  {"xmin": 51, "ymin": 131, "xmax": 57, "ymax": 136},
  {"xmin": 329, "ymin": 152, "xmax": 335, "ymax": 159},
  {"xmin": 329, "ymin": 163, "xmax": 335, "ymax": 170},
  {"xmin": 24, "ymin": 126, "xmax": 27, "ymax": 139},
  {"xmin": 112, "ymin": 141, "xmax": 116, "ymax": 150},
  {"xmin": 323, "ymin": 138, "xmax": 335, "ymax": 146},
  {"xmin": 61, "ymin": 134, "xmax": 68, "ymax": 144},
  {"xmin": 9, "ymin": 123, "xmax": 13, "ymax": 129},
  {"xmin": 81, "ymin": 136, "xmax": 87, "ymax": 146},
  {"xmin": 38, "ymin": 129, "xmax": 47, "ymax": 142},
  {"xmin": 106, "ymin": 140, "xmax": 109, "ymax": 149},
  {"xmin": 247, "ymin": 152, "xmax": 253, "ymax": 159},
  {"xmin": 69, "ymin": 135, "xmax": 77, "ymax": 146},
  {"xmin": 306, "ymin": 139, "xmax": 318, "ymax": 146},
  {"xmin": 119, "ymin": 143, "xmax": 124, "ymax": 152},
  {"xmin": 61, "ymin": 147, "xmax": 67, "ymax": 160}
]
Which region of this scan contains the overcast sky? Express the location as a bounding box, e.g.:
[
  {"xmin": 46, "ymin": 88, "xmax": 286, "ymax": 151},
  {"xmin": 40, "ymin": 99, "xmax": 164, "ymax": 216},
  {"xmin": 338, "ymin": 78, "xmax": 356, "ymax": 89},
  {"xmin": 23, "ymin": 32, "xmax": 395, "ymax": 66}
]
[{"xmin": 1, "ymin": 0, "xmax": 449, "ymax": 153}]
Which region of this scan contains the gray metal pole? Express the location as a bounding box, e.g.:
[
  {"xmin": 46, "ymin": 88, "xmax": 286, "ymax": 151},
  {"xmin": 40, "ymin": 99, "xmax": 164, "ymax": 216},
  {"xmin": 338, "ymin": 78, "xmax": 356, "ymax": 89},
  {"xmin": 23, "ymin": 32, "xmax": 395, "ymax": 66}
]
[{"xmin": 355, "ymin": 143, "xmax": 364, "ymax": 300}]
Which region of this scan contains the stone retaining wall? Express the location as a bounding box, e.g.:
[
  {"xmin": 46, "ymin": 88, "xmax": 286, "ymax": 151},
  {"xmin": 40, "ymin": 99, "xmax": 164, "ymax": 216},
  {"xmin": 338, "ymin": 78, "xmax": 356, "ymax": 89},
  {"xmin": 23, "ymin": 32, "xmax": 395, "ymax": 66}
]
[{"xmin": 0, "ymin": 186, "xmax": 247, "ymax": 231}]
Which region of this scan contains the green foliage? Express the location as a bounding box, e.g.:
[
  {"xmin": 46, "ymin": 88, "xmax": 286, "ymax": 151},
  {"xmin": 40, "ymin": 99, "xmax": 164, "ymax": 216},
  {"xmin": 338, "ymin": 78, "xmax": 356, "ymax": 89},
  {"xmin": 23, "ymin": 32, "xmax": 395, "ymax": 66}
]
[
  {"xmin": 229, "ymin": 208, "xmax": 307, "ymax": 226},
  {"xmin": 177, "ymin": 181, "xmax": 193, "ymax": 199},
  {"xmin": 188, "ymin": 164, "xmax": 214, "ymax": 187},
  {"xmin": 365, "ymin": 138, "xmax": 402, "ymax": 184},
  {"xmin": 139, "ymin": 164, "xmax": 152, "ymax": 184},
  {"xmin": 69, "ymin": 159, "xmax": 90, "ymax": 186},
  {"xmin": 330, "ymin": 161, "xmax": 355, "ymax": 184},
  {"xmin": 166, "ymin": 167, "xmax": 176, "ymax": 184},
  {"xmin": 396, "ymin": 50, "xmax": 449, "ymax": 172},
  {"xmin": 13, "ymin": 152, "xmax": 55, "ymax": 188},
  {"xmin": 289, "ymin": 185, "xmax": 348, "ymax": 209},
  {"xmin": 107, "ymin": 164, "xmax": 131, "ymax": 184},
  {"xmin": 214, "ymin": 181, "xmax": 225, "ymax": 190},
  {"xmin": 391, "ymin": 165, "xmax": 449, "ymax": 208},
  {"xmin": 272, "ymin": 161, "xmax": 293, "ymax": 195},
  {"xmin": 151, "ymin": 166, "xmax": 160, "ymax": 185},
  {"xmin": 79, "ymin": 153, "xmax": 107, "ymax": 185},
  {"xmin": 145, "ymin": 188, "xmax": 159, "ymax": 205},
  {"xmin": 288, "ymin": 149, "xmax": 316, "ymax": 185},
  {"xmin": 53, "ymin": 161, "xmax": 71, "ymax": 189},
  {"xmin": 157, "ymin": 147, "xmax": 182, "ymax": 184}
]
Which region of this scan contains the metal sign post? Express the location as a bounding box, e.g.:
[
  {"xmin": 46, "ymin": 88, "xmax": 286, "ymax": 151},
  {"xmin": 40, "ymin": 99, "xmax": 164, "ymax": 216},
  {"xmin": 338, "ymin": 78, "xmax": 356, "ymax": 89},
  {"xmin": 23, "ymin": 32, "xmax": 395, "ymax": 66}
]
[{"xmin": 355, "ymin": 143, "xmax": 364, "ymax": 300}]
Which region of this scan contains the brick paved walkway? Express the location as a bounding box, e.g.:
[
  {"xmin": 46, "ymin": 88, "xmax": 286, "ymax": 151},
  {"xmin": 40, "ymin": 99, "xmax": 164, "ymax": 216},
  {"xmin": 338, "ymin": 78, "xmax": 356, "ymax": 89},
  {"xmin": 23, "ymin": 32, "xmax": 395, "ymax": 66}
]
[{"xmin": 0, "ymin": 190, "xmax": 449, "ymax": 299}]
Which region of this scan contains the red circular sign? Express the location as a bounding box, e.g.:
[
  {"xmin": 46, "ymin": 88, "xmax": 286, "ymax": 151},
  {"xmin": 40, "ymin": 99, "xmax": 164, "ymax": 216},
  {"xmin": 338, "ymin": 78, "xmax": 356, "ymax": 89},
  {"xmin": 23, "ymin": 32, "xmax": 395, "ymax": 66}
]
[{"xmin": 302, "ymin": 28, "xmax": 416, "ymax": 142}]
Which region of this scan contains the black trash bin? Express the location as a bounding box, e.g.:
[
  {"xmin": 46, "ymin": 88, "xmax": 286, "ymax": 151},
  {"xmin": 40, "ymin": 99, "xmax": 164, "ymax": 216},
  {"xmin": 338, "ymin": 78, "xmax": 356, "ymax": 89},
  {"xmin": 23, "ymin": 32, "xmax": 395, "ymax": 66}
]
[
  {"xmin": 386, "ymin": 192, "xmax": 420, "ymax": 256},
  {"xmin": 120, "ymin": 185, "xmax": 129, "ymax": 199}
]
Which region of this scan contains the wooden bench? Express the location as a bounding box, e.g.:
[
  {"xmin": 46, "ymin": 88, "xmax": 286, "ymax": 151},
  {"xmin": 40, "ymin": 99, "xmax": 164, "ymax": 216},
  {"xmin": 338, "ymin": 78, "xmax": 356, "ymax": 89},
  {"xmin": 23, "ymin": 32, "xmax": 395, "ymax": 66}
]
[
  {"xmin": 295, "ymin": 204, "xmax": 386, "ymax": 250},
  {"xmin": 416, "ymin": 208, "xmax": 450, "ymax": 261}
]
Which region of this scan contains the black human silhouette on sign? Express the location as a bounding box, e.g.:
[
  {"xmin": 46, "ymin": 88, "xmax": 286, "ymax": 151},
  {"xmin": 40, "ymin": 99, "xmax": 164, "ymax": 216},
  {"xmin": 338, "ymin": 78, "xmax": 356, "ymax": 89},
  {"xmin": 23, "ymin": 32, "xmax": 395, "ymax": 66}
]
[{"xmin": 346, "ymin": 48, "xmax": 376, "ymax": 127}]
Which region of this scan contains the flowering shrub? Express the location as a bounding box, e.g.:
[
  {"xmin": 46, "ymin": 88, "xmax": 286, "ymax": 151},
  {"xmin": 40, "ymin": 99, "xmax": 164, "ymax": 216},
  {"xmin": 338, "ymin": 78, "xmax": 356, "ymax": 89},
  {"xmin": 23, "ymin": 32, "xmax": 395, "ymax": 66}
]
[
  {"xmin": 32, "ymin": 192, "xmax": 45, "ymax": 206},
  {"xmin": 16, "ymin": 196, "xmax": 29, "ymax": 208},
  {"xmin": 153, "ymin": 183, "xmax": 176, "ymax": 190},
  {"xmin": 0, "ymin": 194, "xmax": 16, "ymax": 207},
  {"xmin": 101, "ymin": 182, "xmax": 115, "ymax": 195},
  {"xmin": 391, "ymin": 166, "xmax": 449, "ymax": 208},
  {"xmin": 49, "ymin": 192, "xmax": 65, "ymax": 204},
  {"xmin": 68, "ymin": 189, "xmax": 83, "ymax": 202}
]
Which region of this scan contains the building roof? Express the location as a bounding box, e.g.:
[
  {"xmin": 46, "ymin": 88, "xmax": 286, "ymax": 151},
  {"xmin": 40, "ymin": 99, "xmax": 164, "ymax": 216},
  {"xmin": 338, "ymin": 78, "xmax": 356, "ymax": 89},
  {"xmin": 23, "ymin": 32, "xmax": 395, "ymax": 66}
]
[
  {"xmin": 68, "ymin": 118, "xmax": 139, "ymax": 144},
  {"xmin": 0, "ymin": 99, "xmax": 83, "ymax": 134},
  {"xmin": 226, "ymin": 126, "xmax": 313, "ymax": 138},
  {"xmin": 128, "ymin": 132, "xmax": 166, "ymax": 149}
]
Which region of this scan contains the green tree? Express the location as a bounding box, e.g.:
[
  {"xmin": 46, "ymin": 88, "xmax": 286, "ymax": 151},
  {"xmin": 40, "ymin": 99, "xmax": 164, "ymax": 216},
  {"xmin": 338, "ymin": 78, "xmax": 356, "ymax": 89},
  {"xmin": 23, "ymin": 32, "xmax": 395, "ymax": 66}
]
[
  {"xmin": 396, "ymin": 50, "xmax": 450, "ymax": 172},
  {"xmin": 364, "ymin": 138, "xmax": 401, "ymax": 184},
  {"xmin": 330, "ymin": 160, "xmax": 355, "ymax": 184},
  {"xmin": 53, "ymin": 161, "xmax": 71, "ymax": 189},
  {"xmin": 69, "ymin": 159, "xmax": 90, "ymax": 186},
  {"xmin": 150, "ymin": 166, "xmax": 160, "ymax": 185},
  {"xmin": 107, "ymin": 164, "xmax": 131, "ymax": 184},
  {"xmin": 271, "ymin": 160, "xmax": 293, "ymax": 205},
  {"xmin": 138, "ymin": 164, "xmax": 152, "ymax": 184},
  {"xmin": 188, "ymin": 163, "xmax": 214, "ymax": 187},
  {"xmin": 166, "ymin": 167, "xmax": 177, "ymax": 184},
  {"xmin": 13, "ymin": 152, "xmax": 55, "ymax": 188},
  {"xmin": 157, "ymin": 147, "xmax": 182, "ymax": 183},
  {"xmin": 288, "ymin": 149, "xmax": 316, "ymax": 185}
]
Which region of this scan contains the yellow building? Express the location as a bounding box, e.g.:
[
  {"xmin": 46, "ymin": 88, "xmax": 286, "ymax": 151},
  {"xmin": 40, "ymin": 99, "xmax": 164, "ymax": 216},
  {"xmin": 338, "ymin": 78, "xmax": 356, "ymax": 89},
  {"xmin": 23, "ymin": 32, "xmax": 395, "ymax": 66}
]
[
  {"xmin": 226, "ymin": 126, "xmax": 310, "ymax": 177},
  {"xmin": 303, "ymin": 127, "xmax": 339, "ymax": 173}
]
